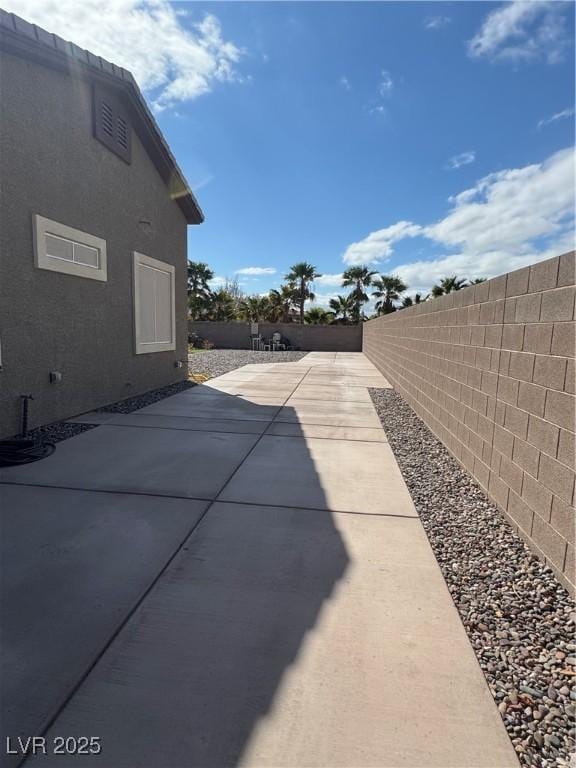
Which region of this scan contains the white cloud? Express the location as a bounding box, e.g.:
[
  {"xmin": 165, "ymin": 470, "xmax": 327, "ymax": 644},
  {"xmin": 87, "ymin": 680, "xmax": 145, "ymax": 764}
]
[
  {"xmin": 425, "ymin": 16, "xmax": 451, "ymax": 30},
  {"xmin": 538, "ymin": 107, "xmax": 575, "ymax": 130},
  {"xmin": 339, "ymin": 76, "xmax": 351, "ymax": 91},
  {"xmin": 448, "ymin": 151, "xmax": 476, "ymax": 170},
  {"xmin": 394, "ymin": 234, "xmax": 575, "ymax": 295},
  {"xmin": 309, "ymin": 292, "xmax": 339, "ymax": 308},
  {"xmin": 315, "ymin": 273, "xmax": 344, "ymax": 287},
  {"xmin": 368, "ymin": 69, "xmax": 394, "ymax": 117},
  {"xmin": 208, "ymin": 275, "xmax": 227, "ymax": 287},
  {"xmin": 344, "ymin": 147, "xmax": 574, "ymax": 291},
  {"xmin": 427, "ymin": 148, "xmax": 574, "ymax": 254},
  {"xmin": 379, "ymin": 70, "xmax": 394, "ymax": 96},
  {"xmin": 369, "ymin": 105, "xmax": 386, "ymax": 116},
  {"xmin": 343, "ymin": 221, "xmax": 423, "ymax": 265},
  {"xmin": 2, "ymin": 0, "xmax": 244, "ymax": 110},
  {"xmin": 235, "ymin": 267, "xmax": 277, "ymax": 276},
  {"xmin": 468, "ymin": 0, "xmax": 570, "ymax": 65}
]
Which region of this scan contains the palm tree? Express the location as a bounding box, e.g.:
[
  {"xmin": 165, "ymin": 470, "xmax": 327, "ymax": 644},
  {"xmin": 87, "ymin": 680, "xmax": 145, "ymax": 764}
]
[
  {"xmin": 401, "ymin": 291, "xmax": 427, "ymax": 309},
  {"xmin": 304, "ymin": 307, "xmax": 334, "ymax": 325},
  {"xmin": 328, "ymin": 294, "xmax": 355, "ymax": 324},
  {"xmin": 285, "ymin": 262, "xmax": 322, "ymax": 324},
  {"xmin": 431, "ymin": 276, "xmax": 468, "ymax": 297},
  {"xmin": 372, "ymin": 274, "xmax": 408, "ymax": 315},
  {"xmin": 469, "ymin": 277, "xmax": 487, "ymax": 285},
  {"xmin": 342, "ymin": 267, "xmax": 378, "ymax": 323},
  {"xmin": 268, "ymin": 285, "xmax": 296, "ymax": 323},
  {"xmin": 207, "ymin": 288, "xmax": 236, "ymax": 321},
  {"xmin": 238, "ymin": 295, "xmax": 270, "ymax": 322},
  {"xmin": 187, "ymin": 261, "xmax": 214, "ymax": 319}
]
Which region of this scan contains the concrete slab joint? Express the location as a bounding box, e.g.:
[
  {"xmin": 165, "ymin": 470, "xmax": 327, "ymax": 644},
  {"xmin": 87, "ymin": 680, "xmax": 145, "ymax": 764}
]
[{"xmin": 0, "ymin": 351, "xmax": 517, "ymax": 767}]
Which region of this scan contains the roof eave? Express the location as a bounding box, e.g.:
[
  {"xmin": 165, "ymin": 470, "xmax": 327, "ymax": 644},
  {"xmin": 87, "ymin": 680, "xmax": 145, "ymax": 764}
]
[{"xmin": 0, "ymin": 10, "xmax": 204, "ymax": 225}]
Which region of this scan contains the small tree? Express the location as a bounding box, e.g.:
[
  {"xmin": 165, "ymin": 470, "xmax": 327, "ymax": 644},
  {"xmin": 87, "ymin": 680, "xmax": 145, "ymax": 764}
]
[
  {"xmin": 221, "ymin": 276, "xmax": 245, "ymax": 317},
  {"xmin": 401, "ymin": 291, "xmax": 427, "ymax": 308},
  {"xmin": 188, "ymin": 261, "xmax": 214, "ymax": 319},
  {"xmin": 304, "ymin": 307, "xmax": 335, "ymax": 325},
  {"xmin": 342, "ymin": 267, "xmax": 377, "ymax": 323},
  {"xmin": 329, "ymin": 294, "xmax": 355, "ymax": 324},
  {"xmin": 207, "ymin": 288, "xmax": 237, "ymax": 321},
  {"xmin": 372, "ymin": 275, "xmax": 407, "ymax": 315},
  {"xmin": 268, "ymin": 285, "xmax": 297, "ymax": 323},
  {"xmin": 238, "ymin": 295, "xmax": 270, "ymax": 322},
  {"xmin": 431, "ymin": 276, "xmax": 468, "ymax": 297},
  {"xmin": 285, "ymin": 263, "xmax": 321, "ymax": 323}
]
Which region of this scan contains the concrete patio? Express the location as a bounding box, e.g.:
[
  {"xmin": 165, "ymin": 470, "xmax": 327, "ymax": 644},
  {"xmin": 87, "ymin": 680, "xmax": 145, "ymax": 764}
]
[{"xmin": 0, "ymin": 352, "xmax": 517, "ymax": 767}]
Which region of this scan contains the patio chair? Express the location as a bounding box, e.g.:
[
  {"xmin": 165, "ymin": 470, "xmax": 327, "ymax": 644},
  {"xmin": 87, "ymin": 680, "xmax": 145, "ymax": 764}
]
[
  {"xmin": 250, "ymin": 334, "xmax": 263, "ymax": 351},
  {"xmin": 272, "ymin": 332, "xmax": 286, "ymax": 351},
  {"xmin": 278, "ymin": 334, "xmax": 296, "ymax": 351}
]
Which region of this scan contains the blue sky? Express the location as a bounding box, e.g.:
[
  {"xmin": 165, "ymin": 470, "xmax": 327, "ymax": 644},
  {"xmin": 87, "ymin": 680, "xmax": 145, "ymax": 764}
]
[{"xmin": 7, "ymin": 0, "xmax": 575, "ymax": 303}]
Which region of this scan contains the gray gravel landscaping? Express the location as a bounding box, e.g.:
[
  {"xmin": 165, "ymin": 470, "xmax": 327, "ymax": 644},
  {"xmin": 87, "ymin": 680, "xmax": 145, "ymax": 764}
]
[
  {"xmin": 96, "ymin": 380, "xmax": 196, "ymax": 414},
  {"xmin": 23, "ymin": 421, "xmax": 97, "ymax": 444},
  {"xmin": 370, "ymin": 388, "xmax": 575, "ymax": 768},
  {"xmin": 19, "ymin": 352, "xmax": 306, "ymax": 443},
  {"xmin": 188, "ymin": 349, "xmax": 308, "ymax": 379}
]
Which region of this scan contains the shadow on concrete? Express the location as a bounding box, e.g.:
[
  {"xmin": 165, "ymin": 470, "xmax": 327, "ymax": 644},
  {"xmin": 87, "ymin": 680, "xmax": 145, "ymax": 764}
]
[{"xmin": 0, "ymin": 381, "xmax": 349, "ymax": 767}]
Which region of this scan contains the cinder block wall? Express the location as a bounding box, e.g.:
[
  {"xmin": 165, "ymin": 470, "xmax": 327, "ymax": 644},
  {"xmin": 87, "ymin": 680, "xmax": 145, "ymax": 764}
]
[
  {"xmin": 189, "ymin": 322, "xmax": 363, "ymax": 352},
  {"xmin": 363, "ymin": 252, "xmax": 575, "ymax": 591}
]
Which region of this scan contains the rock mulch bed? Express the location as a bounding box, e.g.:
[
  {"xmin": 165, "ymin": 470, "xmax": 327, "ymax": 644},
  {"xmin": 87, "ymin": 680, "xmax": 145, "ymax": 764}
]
[
  {"xmin": 188, "ymin": 349, "xmax": 308, "ymax": 379},
  {"xmin": 15, "ymin": 382, "xmax": 197, "ymax": 443},
  {"xmin": 21, "ymin": 353, "xmax": 306, "ymax": 444},
  {"xmin": 14, "ymin": 382, "xmax": 196, "ymax": 444},
  {"xmin": 370, "ymin": 388, "xmax": 575, "ymax": 768},
  {"xmin": 96, "ymin": 380, "xmax": 195, "ymax": 414},
  {"xmin": 23, "ymin": 421, "xmax": 97, "ymax": 444}
]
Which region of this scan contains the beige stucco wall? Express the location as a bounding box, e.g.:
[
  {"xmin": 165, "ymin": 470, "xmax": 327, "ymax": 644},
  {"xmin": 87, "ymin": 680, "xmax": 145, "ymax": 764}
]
[
  {"xmin": 363, "ymin": 252, "xmax": 575, "ymax": 591},
  {"xmin": 0, "ymin": 50, "xmax": 189, "ymax": 438}
]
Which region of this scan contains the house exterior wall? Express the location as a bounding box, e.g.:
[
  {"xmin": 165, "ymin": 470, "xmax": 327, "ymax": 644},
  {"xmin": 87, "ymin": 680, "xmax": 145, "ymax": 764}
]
[
  {"xmin": 363, "ymin": 253, "xmax": 576, "ymax": 592},
  {"xmin": 189, "ymin": 321, "xmax": 363, "ymax": 352},
  {"xmin": 0, "ymin": 50, "xmax": 189, "ymax": 438}
]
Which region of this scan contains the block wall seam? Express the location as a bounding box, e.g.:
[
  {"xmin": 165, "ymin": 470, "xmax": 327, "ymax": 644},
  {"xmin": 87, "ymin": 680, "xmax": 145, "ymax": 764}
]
[{"xmin": 362, "ymin": 252, "xmax": 575, "ymax": 592}]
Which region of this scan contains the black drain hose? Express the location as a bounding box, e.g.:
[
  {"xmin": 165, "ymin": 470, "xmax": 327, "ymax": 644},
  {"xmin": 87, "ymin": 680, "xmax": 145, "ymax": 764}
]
[
  {"xmin": 0, "ymin": 395, "xmax": 56, "ymax": 467},
  {"xmin": 0, "ymin": 439, "xmax": 55, "ymax": 466}
]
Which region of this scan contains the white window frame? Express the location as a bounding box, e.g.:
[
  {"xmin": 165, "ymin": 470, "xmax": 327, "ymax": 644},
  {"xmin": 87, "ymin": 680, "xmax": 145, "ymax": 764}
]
[
  {"xmin": 33, "ymin": 214, "xmax": 107, "ymax": 281},
  {"xmin": 133, "ymin": 251, "xmax": 176, "ymax": 354}
]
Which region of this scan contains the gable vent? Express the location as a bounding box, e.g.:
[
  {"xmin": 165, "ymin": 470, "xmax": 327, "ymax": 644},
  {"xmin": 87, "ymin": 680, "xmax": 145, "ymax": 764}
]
[
  {"xmin": 93, "ymin": 86, "xmax": 132, "ymax": 164},
  {"xmin": 117, "ymin": 116, "xmax": 129, "ymax": 149},
  {"xmin": 101, "ymin": 101, "xmax": 114, "ymax": 137}
]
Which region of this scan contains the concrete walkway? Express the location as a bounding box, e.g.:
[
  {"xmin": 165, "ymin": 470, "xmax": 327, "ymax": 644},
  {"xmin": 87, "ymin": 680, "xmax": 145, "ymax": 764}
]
[{"xmin": 0, "ymin": 352, "xmax": 517, "ymax": 768}]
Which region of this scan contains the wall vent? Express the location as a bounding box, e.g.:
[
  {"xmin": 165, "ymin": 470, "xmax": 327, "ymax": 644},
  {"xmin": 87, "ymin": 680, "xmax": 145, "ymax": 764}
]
[
  {"xmin": 101, "ymin": 101, "xmax": 114, "ymax": 137},
  {"xmin": 117, "ymin": 116, "xmax": 129, "ymax": 149},
  {"xmin": 93, "ymin": 86, "xmax": 132, "ymax": 163}
]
